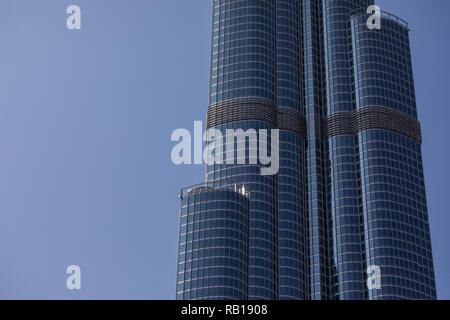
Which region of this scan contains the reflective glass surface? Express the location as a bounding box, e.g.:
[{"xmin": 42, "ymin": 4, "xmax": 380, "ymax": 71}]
[{"xmin": 176, "ymin": 188, "xmax": 249, "ymax": 300}]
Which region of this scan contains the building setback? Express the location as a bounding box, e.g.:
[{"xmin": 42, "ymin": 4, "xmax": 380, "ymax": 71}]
[{"xmin": 176, "ymin": 0, "xmax": 436, "ymax": 300}]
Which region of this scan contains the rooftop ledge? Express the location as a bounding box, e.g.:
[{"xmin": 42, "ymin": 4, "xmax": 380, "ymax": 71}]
[
  {"xmin": 180, "ymin": 180, "xmax": 250, "ymax": 199},
  {"xmin": 350, "ymin": 8, "xmax": 409, "ymax": 30}
]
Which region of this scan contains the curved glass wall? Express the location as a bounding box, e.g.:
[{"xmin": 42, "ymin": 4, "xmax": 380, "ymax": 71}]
[
  {"xmin": 277, "ymin": 130, "xmax": 307, "ymax": 299},
  {"xmin": 207, "ymin": 121, "xmax": 278, "ymax": 300},
  {"xmin": 326, "ymin": 134, "xmax": 365, "ymax": 299},
  {"xmin": 210, "ymin": 0, "xmax": 277, "ymax": 105},
  {"xmin": 352, "ymin": 12, "xmax": 417, "ymax": 117},
  {"xmin": 303, "ymin": 0, "xmax": 328, "ymax": 300},
  {"xmin": 277, "ymin": 0, "xmax": 302, "ymax": 112},
  {"xmin": 276, "ymin": 0, "xmax": 308, "ymax": 300},
  {"xmin": 323, "ymin": 0, "xmax": 373, "ymax": 115},
  {"xmin": 176, "ymin": 183, "xmax": 250, "ymax": 300},
  {"xmin": 351, "ymin": 13, "xmax": 436, "ymax": 299},
  {"xmin": 208, "ymin": 0, "xmax": 278, "ymax": 300},
  {"xmin": 323, "ymin": 0, "xmax": 372, "ymax": 300}
]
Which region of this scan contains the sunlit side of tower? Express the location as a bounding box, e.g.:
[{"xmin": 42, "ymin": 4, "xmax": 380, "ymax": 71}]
[{"xmin": 176, "ymin": 0, "xmax": 436, "ymax": 300}]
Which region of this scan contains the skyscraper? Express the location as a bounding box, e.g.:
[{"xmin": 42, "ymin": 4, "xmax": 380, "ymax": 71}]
[{"xmin": 176, "ymin": 0, "xmax": 436, "ymax": 300}]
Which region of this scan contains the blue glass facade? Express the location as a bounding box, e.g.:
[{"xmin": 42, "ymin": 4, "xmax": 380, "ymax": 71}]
[
  {"xmin": 206, "ymin": 121, "xmax": 278, "ymax": 300},
  {"xmin": 323, "ymin": 0, "xmax": 372, "ymax": 300},
  {"xmin": 351, "ymin": 12, "xmax": 436, "ymax": 299},
  {"xmin": 277, "ymin": 130, "xmax": 308, "ymax": 299},
  {"xmin": 351, "ymin": 12, "xmax": 417, "ymax": 117},
  {"xmin": 176, "ymin": 183, "xmax": 250, "ymax": 300},
  {"xmin": 176, "ymin": 0, "xmax": 436, "ymax": 300},
  {"xmin": 276, "ymin": 0, "xmax": 308, "ymax": 300},
  {"xmin": 302, "ymin": 0, "xmax": 329, "ymax": 299},
  {"xmin": 210, "ymin": 0, "xmax": 277, "ymax": 105},
  {"xmin": 208, "ymin": 0, "xmax": 279, "ymax": 300}
]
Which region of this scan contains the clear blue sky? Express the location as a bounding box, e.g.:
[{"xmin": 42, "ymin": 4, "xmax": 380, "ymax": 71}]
[{"xmin": 0, "ymin": 0, "xmax": 448, "ymax": 299}]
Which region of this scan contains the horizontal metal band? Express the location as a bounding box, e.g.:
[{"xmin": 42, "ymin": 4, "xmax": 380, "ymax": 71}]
[
  {"xmin": 207, "ymin": 98, "xmax": 278, "ymax": 129},
  {"xmin": 322, "ymin": 112, "xmax": 354, "ymax": 138},
  {"xmin": 277, "ymin": 107, "xmax": 307, "ymax": 137},
  {"xmin": 322, "ymin": 106, "xmax": 422, "ymax": 143}
]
